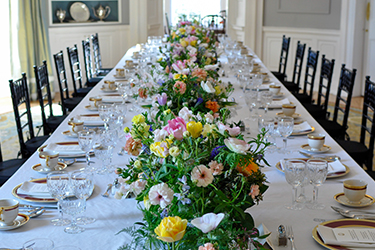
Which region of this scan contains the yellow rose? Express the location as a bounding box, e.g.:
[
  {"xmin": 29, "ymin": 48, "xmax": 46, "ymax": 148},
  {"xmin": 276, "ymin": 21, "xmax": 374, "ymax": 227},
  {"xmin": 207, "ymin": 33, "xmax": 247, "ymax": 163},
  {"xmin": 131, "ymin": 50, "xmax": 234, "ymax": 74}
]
[
  {"xmin": 132, "ymin": 114, "xmax": 145, "ymax": 124},
  {"xmin": 190, "ymin": 40, "xmax": 197, "ymax": 47},
  {"xmin": 186, "ymin": 121, "xmax": 203, "ymax": 138},
  {"xmin": 154, "ymin": 216, "xmax": 188, "ymax": 243},
  {"xmin": 202, "ymin": 124, "xmax": 217, "ymax": 137},
  {"xmin": 214, "ymin": 85, "xmax": 222, "ymax": 95}
]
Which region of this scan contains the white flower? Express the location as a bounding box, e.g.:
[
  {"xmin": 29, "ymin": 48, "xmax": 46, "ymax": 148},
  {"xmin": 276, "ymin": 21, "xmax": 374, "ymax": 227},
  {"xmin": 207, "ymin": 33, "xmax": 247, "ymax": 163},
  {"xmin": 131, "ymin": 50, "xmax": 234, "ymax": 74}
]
[
  {"xmin": 217, "ymin": 123, "xmax": 240, "ymax": 136},
  {"xmin": 179, "ymin": 107, "xmax": 194, "ymax": 122},
  {"xmin": 204, "ymin": 64, "xmax": 219, "ymax": 71},
  {"xmin": 199, "ymin": 43, "xmax": 208, "ymax": 48},
  {"xmin": 154, "ymin": 129, "xmax": 169, "ymax": 142},
  {"xmin": 169, "ymin": 146, "xmax": 181, "ymax": 157},
  {"xmin": 148, "ymin": 183, "xmax": 174, "ymax": 208},
  {"xmin": 191, "ymin": 213, "xmax": 225, "ymax": 233},
  {"xmin": 186, "ymin": 45, "xmax": 197, "ymax": 55},
  {"xmin": 130, "ymin": 180, "xmax": 146, "ymax": 195},
  {"xmin": 205, "ymin": 113, "xmax": 214, "ymax": 123},
  {"xmin": 201, "ymin": 81, "xmax": 215, "ymax": 93},
  {"xmin": 191, "ymin": 165, "xmax": 214, "ymax": 187},
  {"xmin": 224, "ymin": 138, "xmax": 250, "ymax": 155}
]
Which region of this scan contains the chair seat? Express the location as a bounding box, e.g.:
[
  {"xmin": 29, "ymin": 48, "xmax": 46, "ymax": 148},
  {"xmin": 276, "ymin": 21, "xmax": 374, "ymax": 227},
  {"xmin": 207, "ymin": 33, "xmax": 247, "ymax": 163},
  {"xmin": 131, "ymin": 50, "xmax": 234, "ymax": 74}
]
[
  {"xmin": 64, "ymin": 97, "xmax": 83, "ymax": 111},
  {"xmin": 85, "ymin": 77, "xmax": 102, "ymax": 87},
  {"xmin": 72, "ymin": 87, "xmax": 93, "ymax": 97},
  {"xmin": 303, "ymin": 103, "xmax": 327, "ymax": 120},
  {"xmin": 294, "ymin": 93, "xmax": 310, "ymax": 104},
  {"xmin": 337, "ymin": 139, "xmax": 369, "ymax": 167},
  {"xmin": 46, "ymin": 115, "xmax": 68, "ymax": 131},
  {"xmin": 283, "ymin": 81, "xmax": 299, "ymax": 93},
  {"xmin": 316, "ymin": 119, "xmax": 346, "ymax": 139},
  {"xmin": 24, "ymin": 135, "xmax": 49, "ymax": 158},
  {"xmin": 271, "ymin": 71, "xmax": 286, "ymax": 83},
  {"xmin": 0, "ymin": 158, "xmax": 27, "ymax": 185}
]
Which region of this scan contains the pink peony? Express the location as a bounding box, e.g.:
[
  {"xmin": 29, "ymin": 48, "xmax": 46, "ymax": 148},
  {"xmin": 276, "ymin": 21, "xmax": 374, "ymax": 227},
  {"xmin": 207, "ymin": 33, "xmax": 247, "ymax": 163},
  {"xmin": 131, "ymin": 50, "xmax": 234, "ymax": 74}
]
[
  {"xmin": 124, "ymin": 137, "xmax": 142, "ymax": 156},
  {"xmin": 192, "ymin": 68, "xmax": 208, "ymax": 81},
  {"xmin": 163, "ymin": 117, "xmax": 187, "ymax": 140},
  {"xmin": 174, "ymin": 81, "xmax": 186, "ymax": 94},
  {"xmin": 249, "ymin": 184, "xmax": 260, "ymax": 199},
  {"xmin": 199, "ymin": 243, "xmax": 216, "ymax": 250},
  {"xmin": 148, "ymin": 183, "xmax": 174, "ymax": 209},
  {"xmin": 208, "ymin": 161, "xmax": 224, "ymax": 176},
  {"xmin": 191, "ymin": 165, "xmax": 214, "ymax": 187}
]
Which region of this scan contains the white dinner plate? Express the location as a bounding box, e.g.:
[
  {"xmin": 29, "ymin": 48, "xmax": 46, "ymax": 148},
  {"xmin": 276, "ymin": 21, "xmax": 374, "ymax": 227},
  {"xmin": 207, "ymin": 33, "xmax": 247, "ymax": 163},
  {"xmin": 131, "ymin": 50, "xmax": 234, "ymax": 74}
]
[{"xmin": 70, "ymin": 2, "xmax": 90, "ymax": 22}]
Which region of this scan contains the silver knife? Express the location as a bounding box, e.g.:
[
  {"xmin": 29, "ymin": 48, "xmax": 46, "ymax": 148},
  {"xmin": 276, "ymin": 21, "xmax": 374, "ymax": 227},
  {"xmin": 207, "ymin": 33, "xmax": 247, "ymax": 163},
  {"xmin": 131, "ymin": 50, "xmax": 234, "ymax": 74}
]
[{"xmin": 20, "ymin": 204, "xmax": 57, "ymax": 209}]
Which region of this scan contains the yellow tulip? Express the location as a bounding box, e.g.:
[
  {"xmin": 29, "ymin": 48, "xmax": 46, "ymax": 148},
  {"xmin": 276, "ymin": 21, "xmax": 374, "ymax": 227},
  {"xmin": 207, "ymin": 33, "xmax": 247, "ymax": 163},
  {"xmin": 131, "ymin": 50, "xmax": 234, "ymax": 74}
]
[
  {"xmin": 150, "ymin": 141, "xmax": 169, "ymax": 158},
  {"xmin": 132, "ymin": 114, "xmax": 145, "ymax": 124},
  {"xmin": 186, "ymin": 121, "xmax": 203, "ymax": 138},
  {"xmin": 214, "ymin": 85, "xmax": 222, "ymax": 95},
  {"xmin": 154, "ymin": 216, "xmax": 187, "ymax": 243},
  {"xmin": 180, "ymin": 39, "xmax": 188, "ymax": 47},
  {"xmin": 190, "ymin": 40, "xmax": 197, "ymax": 47}
]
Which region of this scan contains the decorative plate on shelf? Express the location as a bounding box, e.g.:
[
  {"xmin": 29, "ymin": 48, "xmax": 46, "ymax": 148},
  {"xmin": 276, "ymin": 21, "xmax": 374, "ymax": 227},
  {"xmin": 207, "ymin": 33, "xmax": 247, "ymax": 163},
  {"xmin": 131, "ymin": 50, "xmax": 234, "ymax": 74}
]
[{"xmin": 70, "ymin": 2, "xmax": 90, "ymax": 22}]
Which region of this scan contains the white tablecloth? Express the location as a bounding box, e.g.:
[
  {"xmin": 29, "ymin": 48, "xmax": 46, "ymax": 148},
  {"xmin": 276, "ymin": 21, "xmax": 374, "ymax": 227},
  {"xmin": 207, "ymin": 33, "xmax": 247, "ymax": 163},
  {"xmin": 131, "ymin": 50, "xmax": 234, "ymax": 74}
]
[{"xmin": 0, "ymin": 47, "xmax": 374, "ymax": 250}]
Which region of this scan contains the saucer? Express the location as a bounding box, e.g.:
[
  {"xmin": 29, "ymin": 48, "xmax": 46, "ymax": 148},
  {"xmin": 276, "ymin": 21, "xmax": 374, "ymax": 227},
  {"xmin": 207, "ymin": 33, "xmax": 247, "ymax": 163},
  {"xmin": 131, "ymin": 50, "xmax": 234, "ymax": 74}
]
[
  {"xmin": 0, "ymin": 213, "xmax": 29, "ymax": 230},
  {"xmin": 272, "ymin": 92, "xmax": 285, "ymax": 99},
  {"xmin": 113, "ymin": 74, "xmax": 125, "ymax": 79},
  {"xmin": 62, "ymin": 130, "xmax": 78, "ymax": 138},
  {"xmin": 334, "ymin": 193, "xmax": 375, "ymax": 207},
  {"xmin": 276, "ymin": 112, "xmax": 301, "ymax": 118},
  {"xmin": 300, "ymin": 144, "xmax": 331, "ymax": 154},
  {"xmin": 32, "ymin": 162, "xmax": 67, "ymax": 174},
  {"xmin": 100, "ymin": 87, "xmax": 117, "ymax": 93},
  {"xmin": 85, "ymin": 105, "xmax": 98, "ymax": 111}
]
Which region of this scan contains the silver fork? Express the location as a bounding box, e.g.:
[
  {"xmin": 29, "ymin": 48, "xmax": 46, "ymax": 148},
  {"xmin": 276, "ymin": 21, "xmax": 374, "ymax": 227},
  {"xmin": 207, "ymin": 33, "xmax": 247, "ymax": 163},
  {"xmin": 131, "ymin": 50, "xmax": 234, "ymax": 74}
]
[{"xmin": 287, "ymin": 225, "xmax": 296, "ymax": 250}]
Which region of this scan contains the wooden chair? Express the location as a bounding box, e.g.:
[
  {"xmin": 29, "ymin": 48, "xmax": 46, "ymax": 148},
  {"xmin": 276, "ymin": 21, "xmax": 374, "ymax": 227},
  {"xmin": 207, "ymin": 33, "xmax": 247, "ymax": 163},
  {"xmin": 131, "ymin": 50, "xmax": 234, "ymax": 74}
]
[
  {"xmin": 303, "ymin": 55, "xmax": 335, "ymax": 120},
  {"xmin": 82, "ymin": 39, "xmax": 105, "ymax": 81},
  {"xmin": 91, "ymin": 33, "xmax": 112, "ymax": 76},
  {"xmin": 66, "ymin": 44, "xmax": 97, "ymax": 93},
  {"xmin": 9, "ymin": 73, "xmax": 49, "ymax": 159},
  {"xmin": 316, "ymin": 64, "xmax": 357, "ymax": 140},
  {"xmin": 282, "ymin": 41, "xmax": 306, "ymax": 93},
  {"xmin": 34, "ymin": 60, "xmax": 68, "ymax": 135},
  {"xmin": 271, "ymin": 35, "xmax": 291, "ymax": 83},
  {"xmin": 336, "ymin": 76, "xmax": 375, "ymax": 176},
  {"xmin": 294, "ymin": 48, "xmax": 320, "ymax": 104},
  {"xmin": 53, "ymin": 50, "xmax": 83, "ymax": 114},
  {"xmin": 0, "ymin": 142, "xmax": 26, "ymax": 186}
]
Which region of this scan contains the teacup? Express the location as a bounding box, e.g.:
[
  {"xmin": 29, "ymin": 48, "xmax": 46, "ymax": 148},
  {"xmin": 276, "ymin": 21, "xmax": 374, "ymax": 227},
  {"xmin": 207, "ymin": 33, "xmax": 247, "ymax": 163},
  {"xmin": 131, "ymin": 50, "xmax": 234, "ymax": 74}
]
[
  {"xmin": 103, "ymin": 80, "xmax": 116, "ymax": 90},
  {"xmin": 307, "ymin": 134, "xmax": 325, "ymax": 151},
  {"xmin": 133, "ymin": 51, "xmax": 140, "ymax": 58},
  {"xmin": 282, "ymin": 104, "xmax": 296, "ymax": 116},
  {"xmin": 269, "ymin": 85, "xmax": 281, "ymax": 95},
  {"xmin": 343, "ymin": 179, "xmax": 367, "ymax": 204},
  {"xmin": 252, "ymin": 63, "xmax": 260, "ymax": 72},
  {"xmin": 0, "ymin": 199, "xmax": 19, "ymax": 226},
  {"xmin": 125, "ymin": 60, "xmax": 135, "ymax": 69},
  {"xmin": 89, "ymin": 97, "xmax": 102, "ymax": 108},
  {"xmin": 68, "ymin": 119, "xmax": 84, "ymax": 134},
  {"xmin": 115, "ymin": 68, "xmax": 125, "ymax": 77},
  {"xmin": 246, "ymin": 55, "xmax": 254, "ymax": 64}
]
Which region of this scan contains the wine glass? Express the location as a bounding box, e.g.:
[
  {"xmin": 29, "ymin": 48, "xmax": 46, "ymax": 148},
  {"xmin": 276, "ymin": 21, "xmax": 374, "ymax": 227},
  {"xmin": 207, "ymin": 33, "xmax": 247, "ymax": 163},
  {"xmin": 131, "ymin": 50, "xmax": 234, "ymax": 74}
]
[
  {"xmin": 258, "ymin": 116, "xmax": 275, "ymax": 145},
  {"xmin": 260, "ymin": 90, "xmax": 273, "ymax": 114},
  {"xmin": 277, "ymin": 116, "xmax": 294, "ymax": 153},
  {"xmin": 244, "ymin": 88, "xmax": 260, "ymax": 121},
  {"xmin": 46, "ymin": 171, "xmax": 71, "ymax": 226},
  {"xmin": 306, "ymin": 159, "xmax": 328, "ymax": 210},
  {"xmin": 118, "ymin": 82, "xmax": 131, "ymax": 104},
  {"xmin": 77, "ymin": 130, "xmax": 96, "ymax": 172},
  {"xmin": 283, "ymin": 160, "xmax": 306, "ymax": 210},
  {"xmin": 93, "ymin": 144, "xmax": 114, "ymax": 174},
  {"xmin": 60, "ymin": 197, "xmax": 86, "ymax": 234},
  {"xmin": 70, "ymin": 170, "xmax": 95, "ymax": 225},
  {"xmin": 23, "ymin": 238, "xmax": 54, "ymax": 250},
  {"xmin": 98, "ymin": 103, "xmax": 112, "ymax": 129}
]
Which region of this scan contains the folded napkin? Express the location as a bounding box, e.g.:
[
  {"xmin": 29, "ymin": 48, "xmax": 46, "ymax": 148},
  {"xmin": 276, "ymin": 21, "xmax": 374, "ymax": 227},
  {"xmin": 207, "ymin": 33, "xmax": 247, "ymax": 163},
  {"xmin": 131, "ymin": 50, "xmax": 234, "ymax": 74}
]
[
  {"xmin": 46, "ymin": 143, "xmax": 85, "ymax": 157},
  {"xmin": 76, "ymin": 115, "xmax": 104, "ymax": 126},
  {"xmin": 269, "ymin": 98, "xmax": 289, "ymax": 108},
  {"xmin": 317, "ymin": 225, "xmax": 375, "ymax": 248},
  {"xmin": 293, "ymin": 121, "xmax": 312, "ymax": 132},
  {"xmin": 18, "ymin": 181, "xmax": 54, "ymax": 198},
  {"xmin": 328, "ymin": 160, "xmax": 346, "ymax": 174},
  {"xmin": 100, "ymin": 95, "xmax": 123, "ymax": 103}
]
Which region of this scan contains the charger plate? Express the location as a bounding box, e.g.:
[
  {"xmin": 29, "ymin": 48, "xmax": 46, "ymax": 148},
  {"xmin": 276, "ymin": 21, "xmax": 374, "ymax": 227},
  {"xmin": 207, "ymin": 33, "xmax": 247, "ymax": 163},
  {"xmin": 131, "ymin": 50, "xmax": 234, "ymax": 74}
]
[{"xmin": 312, "ymin": 219, "xmax": 375, "ymax": 250}]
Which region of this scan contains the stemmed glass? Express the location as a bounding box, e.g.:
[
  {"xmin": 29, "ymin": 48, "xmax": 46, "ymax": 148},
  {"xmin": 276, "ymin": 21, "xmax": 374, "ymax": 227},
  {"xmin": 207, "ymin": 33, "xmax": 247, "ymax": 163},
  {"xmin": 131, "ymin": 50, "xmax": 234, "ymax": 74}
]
[
  {"xmin": 70, "ymin": 170, "xmax": 95, "ymax": 225},
  {"xmin": 260, "ymin": 90, "xmax": 273, "ymax": 114},
  {"xmin": 47, "ymin": 171, "xmax": 71, "ymax": 226},
  {"xmin": 306, "ymin": 159, "xmax": 328, "ymax": 209},
  {"xmin": 98, "ymin": 103, "xmax": 112, "ymax": 129},
  {"xmin": 77, "ymin": 130, "xmax": 96, "ymax": 172},
  {"xmin": 277, "ymin": 117, "xmax": 294, "ymax": 153},
  {"xmin": 60, "ymin": 197, "xmax": 86, "ymax": 234},
  {"xmin": 244, "ymin": 88, "xmax": 260, "ymax": 121},
  {"xmin": 283, "ymin": 160, "xmax": 306, "ymax": 210},
  {"xmin": 258, "ymin": 116, "xmax": 275, "ymax": 145},
  {"xmin": 93, "ymin": 144, "xmax": 114, "ymax": 174},
  {"xmin": 118, "ymin": 82, "xmax": 131, "ymax": 104}
]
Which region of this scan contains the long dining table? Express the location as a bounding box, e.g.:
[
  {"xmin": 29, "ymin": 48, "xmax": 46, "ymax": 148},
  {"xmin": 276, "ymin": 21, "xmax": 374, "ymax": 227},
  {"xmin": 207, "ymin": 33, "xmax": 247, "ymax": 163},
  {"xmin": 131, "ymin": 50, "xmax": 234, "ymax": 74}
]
[{"xmin": 0, "ymin": 45, "xmax": 374, "ymax": 250}]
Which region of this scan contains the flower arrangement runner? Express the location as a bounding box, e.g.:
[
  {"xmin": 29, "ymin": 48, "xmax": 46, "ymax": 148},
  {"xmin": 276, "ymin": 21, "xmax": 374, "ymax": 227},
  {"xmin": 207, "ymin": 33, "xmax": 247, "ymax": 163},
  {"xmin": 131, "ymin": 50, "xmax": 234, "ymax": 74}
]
[{"xmin": 116, "ymin": 17, "xmax": 271, "ymax": 250}]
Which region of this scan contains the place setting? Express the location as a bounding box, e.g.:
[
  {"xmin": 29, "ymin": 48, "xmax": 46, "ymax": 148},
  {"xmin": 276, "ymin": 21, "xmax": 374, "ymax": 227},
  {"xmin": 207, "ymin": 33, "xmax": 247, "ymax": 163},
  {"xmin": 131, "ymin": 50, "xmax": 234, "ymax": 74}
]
[
  {"xmin": 100, "ymin": 80, "xmax": 118, "ymax": 93},
  {"xmin": 84, "ymin": 97, "xmax": 102, "ymax": 111},
  {"xmin": 32, "ymin": 148, "xmax": 67, "ymax": 174},
  {"xmin": 333, "ymin": 179, "xmax": 375, "ymax": 207},
  {"xmin": 0, "ymin": 199, "xmax": 30, "ymax": 231},
  {"xmin": 300, "ymin": 133, "xmax": 332, "ymax": 154},
  {"xmin": 113, "ymin": 68, "xmax": 126, "ymax": 79}
]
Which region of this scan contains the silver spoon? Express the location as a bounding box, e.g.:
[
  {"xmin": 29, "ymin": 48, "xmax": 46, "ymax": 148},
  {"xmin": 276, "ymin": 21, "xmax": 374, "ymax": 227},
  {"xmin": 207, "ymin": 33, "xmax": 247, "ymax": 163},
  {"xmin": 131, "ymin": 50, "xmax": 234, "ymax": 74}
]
[
  {"xmin": 28, "ymin": 209, "xmax": 45, "ymax": 218},
  {"xmin": 58, "ymin": 158, "xmax": 76, "ymax": 166}
]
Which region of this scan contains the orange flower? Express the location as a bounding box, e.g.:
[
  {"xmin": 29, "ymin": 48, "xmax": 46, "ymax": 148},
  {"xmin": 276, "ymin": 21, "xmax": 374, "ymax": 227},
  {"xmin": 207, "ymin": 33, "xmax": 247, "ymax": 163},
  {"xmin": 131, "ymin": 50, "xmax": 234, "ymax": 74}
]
[
  {"xmin": 236, "ymin": 160, "xmax": 259, "ymax": 177},
  {"xmin": 205, "ymin": 101, "xmax": 220, "ymax": 113},
  {"xmin": 138, "ymin": 88, "xmax": 148, "ymax": 99},
  {"xmin": 192, "ymin": 68, "xmax": 207, "ymax": 81},
  {"xmin": 124, "ymin": 137, "xmax": 142, "ymax": 156}
]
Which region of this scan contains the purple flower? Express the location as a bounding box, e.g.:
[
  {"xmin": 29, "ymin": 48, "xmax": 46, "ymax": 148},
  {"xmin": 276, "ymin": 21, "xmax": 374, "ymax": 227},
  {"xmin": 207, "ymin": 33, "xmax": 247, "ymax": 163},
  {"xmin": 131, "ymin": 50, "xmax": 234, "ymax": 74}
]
[
  {"xmin": 210, "ymin": 145, "xmax": 227, "ymax": 159},
  {"xmin": 157, "ymin": 79, "xmax": 165, "ymax": 86},
  {"xmin": 196, "ymin": 97, "xmax": 204, "ymax": 106},
  {"xmin": 157, "ymin": 93, "xmax": 168, "ymax": 106},
  {"xmin": 160, "ymin": 209, "xmax": 168, "ymax": 219}
]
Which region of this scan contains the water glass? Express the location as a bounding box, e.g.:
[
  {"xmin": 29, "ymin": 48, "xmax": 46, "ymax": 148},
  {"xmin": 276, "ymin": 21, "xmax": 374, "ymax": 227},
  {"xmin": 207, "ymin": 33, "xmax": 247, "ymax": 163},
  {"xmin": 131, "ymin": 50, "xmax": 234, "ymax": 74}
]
[
  {"xmin": 60, "ymin": 197, "xmax": 86, "ymax": 234},
  {"xmin": 277, "ymin": 117, "xmax": 294, "ymax": 153},
  {"xmin": 98, "ymin": 103, "xmax": 112, "ymax": 129},
  {"xmin": 283, "ymin": 160, "xmax": 306, "ymax": 210},
  {"xmin": 244, "ymin": 88, "xmax": 259, "ymax": 120},
  {"xmin": 93, "ymin": 144, "xmax": 114, "ymax": 174},
  {"xmin": 78, "ymin": 130, "xmax": 96, "ymax": 172},
  {"xmin": 259, "ymin": 90, "xmax": 273, "ymax": 114},
  {"xmin": 306, "ymin": 159, "xmax": 328, "ymax": 210},
  {"xmin": 22, "ymin": 238, "xmax": 54, "ymax": 250}
]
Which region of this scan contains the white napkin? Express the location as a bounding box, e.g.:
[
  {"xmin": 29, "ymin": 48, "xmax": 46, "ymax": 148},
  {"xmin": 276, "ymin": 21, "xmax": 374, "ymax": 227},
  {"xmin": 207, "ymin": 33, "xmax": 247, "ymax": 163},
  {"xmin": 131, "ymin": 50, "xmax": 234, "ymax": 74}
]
[
  {"xmin": 293, "ymin": 121, "xmax": 312, "ymax": 132},
  {"xmin": 77, "ymin": 115, "xmax": 104, "ymax": 126},
  {"xmin": 18, "ymin": 181, "xmax": 54, "ymax": 198},
  {"xmin": 328, "ymin": 160, "xmax": 347, "ymax": 174},
  {"xmin": 254, "ymin": 223, "xmax": 274, "ymax": 249},
  {"xmin": 46, "ymin": 143, "xmax": 85, "ymax": 157},
  {"xmin": 100, "ymin": 95, "xmax": 123, "ymax": 103},
  {"xmin": 317, "ymin": 225, "xmax": 375, "ymax": 248},
  {"xmin": 269, "ymin": 98, "xmax": 289, "ymax": 108}
]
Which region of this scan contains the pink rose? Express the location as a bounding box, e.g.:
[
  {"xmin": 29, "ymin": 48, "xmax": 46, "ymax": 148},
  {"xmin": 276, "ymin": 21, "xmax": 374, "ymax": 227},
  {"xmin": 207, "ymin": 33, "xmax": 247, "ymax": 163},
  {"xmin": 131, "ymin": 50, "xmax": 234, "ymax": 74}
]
[
  {"xmin": 199, "ymin": 243, "xmax": 216, "ymax": 250},
  {"xmin": 163, "ymin": 117, "xmax": 187, "ymax": 140},
  {"xmin": 192, "ymin": 68, "xmax": 208, "ymax": 81},
  {"xmin": 174, "ymin": 81, "xmax": 186, "ymax": 94}
]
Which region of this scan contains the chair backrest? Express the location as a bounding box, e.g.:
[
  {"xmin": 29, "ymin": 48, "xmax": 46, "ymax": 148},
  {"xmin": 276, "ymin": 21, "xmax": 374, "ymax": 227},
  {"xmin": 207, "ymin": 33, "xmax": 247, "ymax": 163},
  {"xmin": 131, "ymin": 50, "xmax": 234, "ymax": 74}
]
[
  {"xmin": 91, "ymin": 33, "xmax": 102, "ymax": 73},
  {"xmin": 82, "ymin": 39, "xmax": 94, "ymax": 80},
  {"xmin": 301, "ymin": 47, "xmax": 320, "ymax": 102},
  {"xmin": 360, "ymin": 76, "xmax": 375, "ymax": 169},
  {"xmin": 66, "ymin": 44, "xmax": 84, "ymax": 94},
  {"xmin": 332, "ymin": 64, "xmax": 357, "ymax": 136},
  {"xmin": 316, "ymin": 55, "xmax": 335, "ymax": 112},
  {"xmin": 9, "ymin": 73, "xmax": 35, "ymax": 158},
  {"xmin": 165, "ymin": 13, "xmax": 171, "ymax": 35},
  {"xmin": 201, "ymin": 15, "xmax": 225, "ymax": 33},
  {"xmin": 291, "ymin": 41, "xmax": 306, "ymax": 87},
  {"xmin": 34, "ymin": 60, "xmax": 54, "ymax": 135},
  {"xmin": 53, "ymin": 50, "xmax": 70, "ymax": 115},
  {"xmin": 277, "ymin": 35, "xmax": 291, "ymax": 76}
]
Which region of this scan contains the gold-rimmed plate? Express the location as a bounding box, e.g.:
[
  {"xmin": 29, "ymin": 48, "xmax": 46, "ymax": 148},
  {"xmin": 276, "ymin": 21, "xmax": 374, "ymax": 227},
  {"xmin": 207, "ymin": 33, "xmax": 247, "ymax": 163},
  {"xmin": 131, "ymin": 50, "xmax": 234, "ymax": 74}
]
[
  {"xmin": 291, "ymin": 126, "xmax": 315, "ymax": 136},
  {"xmin": 31, "ymin": 162, "xmax": 67, "ymax": 174},
  {"xmin": 84, "ymin": 105, "xmax": 98, "ymax": 111},
  {"xmin": 0, "ymin": 213, "xmax": 29, "ymax": 231},
  {"xmin": 333, "ymin": 193, "xmax": 375, "ymax": 207},
  {"xmin": 276, "ymin": 112, "xmax": 301, "ymax": 118},
  {"xmin": 275, "ymin": 158, "xmax": 350, "ymax": 178},
  {"xmin": 300, "ymin": 144, "xmax": 332, "ymax": 153},
  {"xmin": 62, "ymin": 130, "xmax": 78, "ymax": 138},
  {"xmin": 312, "ymin": 219, "xmax": 375, "ymax": 250}
]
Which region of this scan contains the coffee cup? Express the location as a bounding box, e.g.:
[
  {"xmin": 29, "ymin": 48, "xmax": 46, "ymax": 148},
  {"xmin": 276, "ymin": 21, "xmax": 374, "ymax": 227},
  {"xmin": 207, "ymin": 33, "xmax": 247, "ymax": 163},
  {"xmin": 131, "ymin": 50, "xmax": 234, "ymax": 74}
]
[
  {"xmin": 0, "ymin": 199, "xmax": 19, "ymax": 226},
  {"xmin": 269, "ymin": 85, "xmax": 281, "ymax": 95},
  {"xmin": 68, "ymin": 119, "xmax": 84, "ymax": 134},
  {"xmin": 307, "ymin": 134, "xmax": 325, "ymax": 151},
  {"xmin": 133, "ymin": 51, "xmax": 140, "ymax": 58},
  {"xmin": 343, "ymin": 179, "xmax": 367, "ymax": 204},
  {"xmin": 89, "ymin": 97, "xmax": 102, "ymax": 108},
  {"xmin": 103, "ymin": 80, "xmax": 116, "ymax": 90},
  {"xmin": 282, "ymin": 104, "xmax": 296, "ymax": 116},
  {"xmin": 116, "ymin": 68, "xmax": 125, "ymax": 77},
  {"xmin": 38, "ymin": 147, "xmax": 59, "ymax": 170},
  {"xmin": 125, "ymin": 60, "xmax": 135, "ymax": 69},
  {"xmin": 252, "ymin": 63, "xmax": 260, "ymax": 72}
]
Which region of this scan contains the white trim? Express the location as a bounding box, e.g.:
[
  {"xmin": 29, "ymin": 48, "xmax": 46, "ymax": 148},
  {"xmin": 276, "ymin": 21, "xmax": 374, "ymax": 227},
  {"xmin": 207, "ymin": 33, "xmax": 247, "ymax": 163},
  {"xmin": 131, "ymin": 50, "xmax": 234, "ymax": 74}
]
[{"xmin": 262, "ymin": 26, "xmax": 341, "ymax": 36}]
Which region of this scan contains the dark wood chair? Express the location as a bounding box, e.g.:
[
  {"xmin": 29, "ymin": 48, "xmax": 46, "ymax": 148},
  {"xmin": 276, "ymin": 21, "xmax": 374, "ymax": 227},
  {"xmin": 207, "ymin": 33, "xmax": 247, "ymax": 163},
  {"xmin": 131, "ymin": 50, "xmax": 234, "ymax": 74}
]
[
  {"xmin": 294, "ymin": 47, "xmax": 320, "ymax": 104},
  {"xmin": 9, "ymin": 73, "xmax": 49, "ymax": 159},
  {"xmin": 303, "ymin": 55, "xmax": 335, "ymax": 120},
  {"xmin": 0, "ymin": 142, "xmax": 26, "ymax": 186},
  {"xmin": 91, "ymin": 33, "xmax": 112, "ymax": 76},
  {"xmin": 82, "ymin": 38, "xmax": 106, "ymax": 81},
  {"xmin": 34, "ymin": 60, "xmax": 68, "ymax": 135},
  {"xmin": 271, "ymin": 35, "xmax": 291, "ymax": 83},
  {"xmin": 53, "ymin": 50, "xmax": 83, "ymax": 114},
  {"xmin": 66, "ymin": 44, "xmax": 98, "ymax": 93},
  {"xmin": 282, "ymin": 41, "xmax": 306, "ymax": 93},
  {"xmin": 201, "ymin": 15, "xmax": 226, "ymax": 39},
  {"xmin": 316, "ymin": 64, "xmax": 357, "ymax": 140},
  {"xmin": 336, "ymin": 76, "xmax": 375, "ymax": 177}
]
